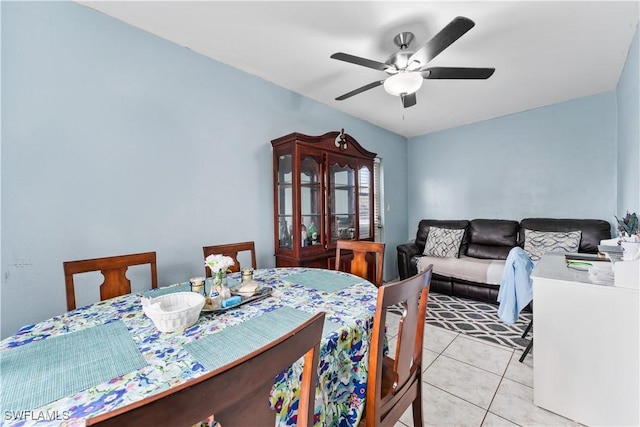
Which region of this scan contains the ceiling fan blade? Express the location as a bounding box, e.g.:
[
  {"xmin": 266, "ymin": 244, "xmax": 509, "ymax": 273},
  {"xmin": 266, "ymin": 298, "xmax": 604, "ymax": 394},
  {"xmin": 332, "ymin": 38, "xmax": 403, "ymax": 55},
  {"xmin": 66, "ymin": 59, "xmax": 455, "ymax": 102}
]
[
  {"xmin": 335, "ymin": 80, "xmax": 384, "ymax": 101},
  {"xmin": 408, "ymin": 16, "xmax": 475, "ymax": 68},
  {"xmin": 331, "ymin": 52, "xmax": 391, "ymax": 72},
  {"xmin": 400, "ymin": 92, "xmax": 417, "ymax": 108},
  {"xmin": 423, "ymin": 67, "xmax": 495, "ymax": 79}
]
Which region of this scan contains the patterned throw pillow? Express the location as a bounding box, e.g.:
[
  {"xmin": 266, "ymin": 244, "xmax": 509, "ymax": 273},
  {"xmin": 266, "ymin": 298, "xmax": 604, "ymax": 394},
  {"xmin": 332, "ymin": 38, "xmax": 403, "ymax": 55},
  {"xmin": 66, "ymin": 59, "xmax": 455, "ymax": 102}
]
[
  {"xmin": 423, "ymin": 227, "xmax": 465, "ymax": 258},
  {"xmin": 523, "ymin": 229, "xmax": 582, "ymax": 261}
]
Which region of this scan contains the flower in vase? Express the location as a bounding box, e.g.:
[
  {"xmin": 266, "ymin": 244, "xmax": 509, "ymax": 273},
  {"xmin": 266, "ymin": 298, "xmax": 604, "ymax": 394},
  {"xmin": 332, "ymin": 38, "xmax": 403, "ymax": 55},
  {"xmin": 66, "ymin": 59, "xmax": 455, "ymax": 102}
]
[
  {"xmin": 204, "ymin": 254, "xmax": 235, "ymax": 276},
  {"xmin": 615, "ymin": 211, "xmax": 639, "ymax": 240}
]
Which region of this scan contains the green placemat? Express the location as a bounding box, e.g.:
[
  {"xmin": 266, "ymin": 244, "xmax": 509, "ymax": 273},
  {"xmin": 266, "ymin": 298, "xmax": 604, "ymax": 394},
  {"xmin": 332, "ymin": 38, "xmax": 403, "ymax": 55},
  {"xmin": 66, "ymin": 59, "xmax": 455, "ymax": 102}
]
[
  {"xmin": 285, "ymin": 270, "xmax": 362, "ymax": 293},
  {"xmin": 0, "ymin": 321, "xmax": 147, "ymax": 413},
  {"xmin": 186, "ymin": 307, "xmax": 322, "ymax": 371}
]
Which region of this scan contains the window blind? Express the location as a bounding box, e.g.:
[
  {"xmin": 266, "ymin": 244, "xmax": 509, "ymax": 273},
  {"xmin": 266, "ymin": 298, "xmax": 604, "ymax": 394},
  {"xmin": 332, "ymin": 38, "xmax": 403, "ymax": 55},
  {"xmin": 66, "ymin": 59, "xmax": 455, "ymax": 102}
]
[{"xmin": 374, "ymin": 158, "xmax": 382, "ymax": 241}]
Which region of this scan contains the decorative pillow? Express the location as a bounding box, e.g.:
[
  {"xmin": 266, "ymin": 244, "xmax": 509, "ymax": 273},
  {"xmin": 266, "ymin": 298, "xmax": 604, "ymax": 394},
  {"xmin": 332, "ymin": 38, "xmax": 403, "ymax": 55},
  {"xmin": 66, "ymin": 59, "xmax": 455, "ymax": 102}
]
[
  {"xmin": 523, "ymin": 229, "xmax": 581, "ymax": 261},
  {"xmin": 423, "ymin": 227, "xmax": 465, "ymax": 258}
]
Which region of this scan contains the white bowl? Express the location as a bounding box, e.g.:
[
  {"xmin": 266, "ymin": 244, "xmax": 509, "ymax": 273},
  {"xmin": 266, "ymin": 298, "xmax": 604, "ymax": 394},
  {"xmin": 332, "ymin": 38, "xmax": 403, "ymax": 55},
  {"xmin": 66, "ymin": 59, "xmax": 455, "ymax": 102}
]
[{"xmin": 142, "ymin": 292, "xmax": 205, "ymax": 332}]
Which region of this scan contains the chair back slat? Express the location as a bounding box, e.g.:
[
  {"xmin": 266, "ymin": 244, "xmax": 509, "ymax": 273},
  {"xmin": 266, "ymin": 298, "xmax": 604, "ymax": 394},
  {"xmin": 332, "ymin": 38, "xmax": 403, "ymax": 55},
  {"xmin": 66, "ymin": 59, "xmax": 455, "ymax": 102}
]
[
  {"xmin": 364, "ymin": 267, "xmax": 432, "ymax": 426},
  {"xmin": 64, "ymin": 251, "xmax": 157, "ymax": 311},
  {"xmin": 86, "ymin": 312, "xmax": 325, "ymax": 426},
  {"xmin": 99, "ymin": 268, "xmax": 131, "ymax": 301},
  {"xmin": 203, "ymin": 241, "xmax": 257, "ymax": 276},
  {"xmin": 334, "ymin": 240, "xmax": 385, "ymax": 287},
  {"xmin": 389, "ymin": 291, "xmax": 422, "ymax": 391}
]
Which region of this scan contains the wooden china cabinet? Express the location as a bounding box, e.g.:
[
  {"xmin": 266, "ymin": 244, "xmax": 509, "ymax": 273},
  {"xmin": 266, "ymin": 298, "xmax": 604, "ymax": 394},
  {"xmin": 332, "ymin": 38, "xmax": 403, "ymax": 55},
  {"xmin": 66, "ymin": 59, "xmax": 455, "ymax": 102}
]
[{"xmin": 271, "ymin": 130, "xmax": 377, "ymax": 269}]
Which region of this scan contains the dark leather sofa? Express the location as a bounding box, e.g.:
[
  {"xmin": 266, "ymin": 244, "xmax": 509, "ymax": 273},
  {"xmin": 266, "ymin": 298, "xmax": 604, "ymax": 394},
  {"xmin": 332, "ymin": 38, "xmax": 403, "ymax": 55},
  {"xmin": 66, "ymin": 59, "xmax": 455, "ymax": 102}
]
[{"xmin": 397, "ymin": 218, "xmax": 612, "ymax": 304}]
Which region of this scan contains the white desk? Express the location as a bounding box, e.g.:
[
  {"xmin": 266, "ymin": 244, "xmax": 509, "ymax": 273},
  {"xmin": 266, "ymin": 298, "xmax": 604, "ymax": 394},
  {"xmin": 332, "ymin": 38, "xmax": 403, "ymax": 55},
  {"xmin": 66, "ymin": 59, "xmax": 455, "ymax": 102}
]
[{"xmin": 532, "ymin": 254, "xmax": 639, "ymax": 426}]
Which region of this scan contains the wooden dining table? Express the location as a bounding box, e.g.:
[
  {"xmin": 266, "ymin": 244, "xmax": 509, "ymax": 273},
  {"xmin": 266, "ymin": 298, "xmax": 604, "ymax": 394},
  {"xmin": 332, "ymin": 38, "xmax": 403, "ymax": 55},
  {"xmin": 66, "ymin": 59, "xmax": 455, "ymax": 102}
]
[{"xmin": 0, "ymin": 268, "xmax": 379, "ymax": 427}]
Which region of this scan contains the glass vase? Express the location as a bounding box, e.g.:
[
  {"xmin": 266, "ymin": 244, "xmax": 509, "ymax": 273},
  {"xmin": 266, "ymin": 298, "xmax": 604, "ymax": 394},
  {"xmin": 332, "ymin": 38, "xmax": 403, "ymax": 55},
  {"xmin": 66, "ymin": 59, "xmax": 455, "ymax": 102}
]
[{"xmin": 212, "ymin": 270, "xmax": 231, "ymax": 299}]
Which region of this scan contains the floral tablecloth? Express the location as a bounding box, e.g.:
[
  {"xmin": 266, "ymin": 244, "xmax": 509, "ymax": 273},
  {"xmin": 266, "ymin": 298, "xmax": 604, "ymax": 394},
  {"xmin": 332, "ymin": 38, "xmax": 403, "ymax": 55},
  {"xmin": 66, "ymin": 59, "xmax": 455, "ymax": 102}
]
[{"xmin": 0, "ymin": 268, "xmax": 379, "ymax": 427}]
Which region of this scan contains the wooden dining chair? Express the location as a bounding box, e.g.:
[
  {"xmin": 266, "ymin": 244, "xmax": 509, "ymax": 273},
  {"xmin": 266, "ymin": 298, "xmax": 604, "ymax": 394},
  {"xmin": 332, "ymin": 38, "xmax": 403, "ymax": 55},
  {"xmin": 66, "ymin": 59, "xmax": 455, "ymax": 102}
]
[
  {"xmin": 361, "ymin": 267, "xmax": 433, "ymax": 427},
  {"xmin": 86, "ymin": 312, "xmax": 325, "ymax": 426},
  {"xmin": 203, "ymin": 241, "xmax": 257, "ymax": 277},
  {"xmin": 63, "ymin": 251, "xmax": 158, "ymax": 311},
  {"xmin": 334, "ymin": 240, "xmax": 386, "ymax": 287}
]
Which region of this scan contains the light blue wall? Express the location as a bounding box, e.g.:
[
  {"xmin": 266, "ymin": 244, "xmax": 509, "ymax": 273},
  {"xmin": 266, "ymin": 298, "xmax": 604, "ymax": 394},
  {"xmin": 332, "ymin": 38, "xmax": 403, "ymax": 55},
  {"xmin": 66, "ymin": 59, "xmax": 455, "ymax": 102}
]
[
  {"xmin": 0, "ymin": 2, "xmax": 407, "ymax": 338},
  {"xmin": 406, "ymin": 92, "xmax": 618, "ymax": 236},
  {"xmin": 2, "ymin": 1, "xmax": 636, "ymax": 339},
  {"xmin": 616, "ymin": 25, "xmax": 640, "ymax": 217}
]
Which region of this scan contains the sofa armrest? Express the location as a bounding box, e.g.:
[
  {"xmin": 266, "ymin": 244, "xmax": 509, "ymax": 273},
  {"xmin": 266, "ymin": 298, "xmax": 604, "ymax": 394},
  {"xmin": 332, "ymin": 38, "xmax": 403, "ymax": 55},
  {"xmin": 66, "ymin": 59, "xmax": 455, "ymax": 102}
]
[{"xmin": 397, "ymin": 242, "xmax": 422, "ymax": 280}]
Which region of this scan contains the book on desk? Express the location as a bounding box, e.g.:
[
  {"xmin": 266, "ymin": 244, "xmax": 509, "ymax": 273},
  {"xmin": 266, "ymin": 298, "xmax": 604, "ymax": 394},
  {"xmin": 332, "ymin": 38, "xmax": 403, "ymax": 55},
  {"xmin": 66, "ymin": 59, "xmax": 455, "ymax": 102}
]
[
  {"xmin": 564, "ymin": 253, "xmax": 611, "ymax": 271},
  {"xmin": 597, "ymin": 244, "xmax": 624, "ymax": 262},
  {"xmin": 564, "ymin": 253, "xmax": 609, "ymax": 263}
]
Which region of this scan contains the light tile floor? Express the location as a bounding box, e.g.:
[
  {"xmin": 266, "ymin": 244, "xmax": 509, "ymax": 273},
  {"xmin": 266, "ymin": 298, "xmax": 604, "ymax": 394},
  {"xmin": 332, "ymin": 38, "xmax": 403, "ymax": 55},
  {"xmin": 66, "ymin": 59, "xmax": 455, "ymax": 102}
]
[{"xmin": 386, "ymin": 313, "xmax": 582, "ymax": 427}]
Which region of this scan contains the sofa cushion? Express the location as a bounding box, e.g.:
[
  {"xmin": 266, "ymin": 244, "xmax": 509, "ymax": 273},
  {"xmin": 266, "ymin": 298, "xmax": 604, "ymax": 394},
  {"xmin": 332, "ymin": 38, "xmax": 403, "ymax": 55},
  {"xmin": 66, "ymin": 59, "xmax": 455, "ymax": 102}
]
[
  {"xmin": 466, "ymin": 219, "xmax": 519, "ymax": 260},
  {"xmin": 415, "ymin": 220, "xmax": 469, "ymax": 253},
  {"xmin": 423, "ymin": 227, "xmax": 465, "ymax": 258},
  {"xmin": 523, "ymin": 229, "xmax": 581, "ymax": 261},
  {"xmin": 519, "ymin": 218, "xmax": 611, "ymax": 253},
  {"xmin": 417, "ymin": 255, "xmax": 505, "ymax": 285}
]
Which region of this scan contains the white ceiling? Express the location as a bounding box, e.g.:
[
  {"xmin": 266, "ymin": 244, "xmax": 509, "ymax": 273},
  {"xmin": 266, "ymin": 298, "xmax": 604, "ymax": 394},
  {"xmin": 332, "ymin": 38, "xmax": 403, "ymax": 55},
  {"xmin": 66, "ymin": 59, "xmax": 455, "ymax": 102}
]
[{"xmin": 79, "ymin": 1, "xmax": 639, "ymax": 138}]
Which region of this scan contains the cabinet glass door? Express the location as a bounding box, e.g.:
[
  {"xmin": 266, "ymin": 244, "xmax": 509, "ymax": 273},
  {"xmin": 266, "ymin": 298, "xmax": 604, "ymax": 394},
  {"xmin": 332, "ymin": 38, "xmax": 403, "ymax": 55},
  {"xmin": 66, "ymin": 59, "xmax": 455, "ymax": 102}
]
[
  {"xmin": 329, "ymin": 161, "xmax": 356, "ymax": 242},
  {"xmin": 300, "ymin": 155, "xmax": 322, "ymax": 248},
  {"xmin": 276, "ymin": 153, "xmax": 293, "ymax": 250},
  {"xmin": 358, "ymin": 165, "xmax": 371, "ymax": 239}
]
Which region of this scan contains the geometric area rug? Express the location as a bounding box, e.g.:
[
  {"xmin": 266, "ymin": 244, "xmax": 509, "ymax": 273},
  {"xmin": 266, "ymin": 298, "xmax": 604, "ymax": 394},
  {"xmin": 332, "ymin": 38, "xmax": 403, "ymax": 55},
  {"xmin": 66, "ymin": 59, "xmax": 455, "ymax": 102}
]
[{"xmin": 423, "ymin": 292, "xmax": 533, "ymax": 350}]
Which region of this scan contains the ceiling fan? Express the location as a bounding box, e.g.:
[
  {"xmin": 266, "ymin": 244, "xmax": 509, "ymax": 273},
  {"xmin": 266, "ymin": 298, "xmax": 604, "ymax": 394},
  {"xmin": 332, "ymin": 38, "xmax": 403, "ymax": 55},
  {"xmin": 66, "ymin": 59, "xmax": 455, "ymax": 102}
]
[{"xmin": 330, "ymin": 16, "xmax": 495, "ymax": 108}]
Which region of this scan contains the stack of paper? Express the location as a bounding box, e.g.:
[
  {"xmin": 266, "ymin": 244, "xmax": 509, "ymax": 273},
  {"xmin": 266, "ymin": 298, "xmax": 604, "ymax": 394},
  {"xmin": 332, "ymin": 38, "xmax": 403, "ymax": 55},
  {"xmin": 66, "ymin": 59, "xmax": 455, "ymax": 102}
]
[
  {"xmin": 565, "ymin": 252, "xmax": 609, "ymax": 263},
  {"xmin": 598, "ymin": 243, "xmax": 624, "ymax": 262},
  {"xmin": 588, "ymin": 262, "xmax": 615, "ymax": 285}
]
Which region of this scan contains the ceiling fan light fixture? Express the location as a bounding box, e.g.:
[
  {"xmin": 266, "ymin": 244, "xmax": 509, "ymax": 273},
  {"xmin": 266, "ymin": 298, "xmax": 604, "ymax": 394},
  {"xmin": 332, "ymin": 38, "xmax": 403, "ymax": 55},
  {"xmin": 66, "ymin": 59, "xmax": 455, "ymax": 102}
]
[{"xmin": 383, "ymin": 72, "xmax": 423, "ymax": 96}]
